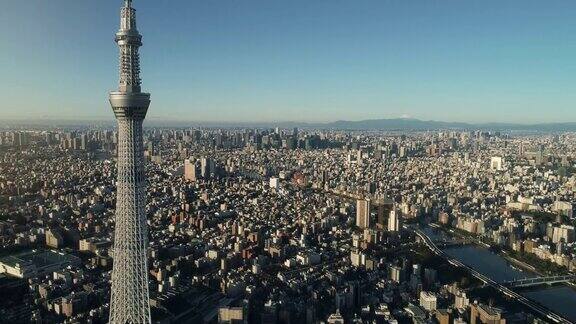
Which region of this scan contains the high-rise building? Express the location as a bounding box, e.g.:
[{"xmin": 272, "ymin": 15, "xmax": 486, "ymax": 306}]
[
  {"xmin": 490, "ymin": 156, "xmax": 504, "ymax": 171},
  {"xmin": 551, "ymin": 224, "xmax": 575, "ymax": 244},
  {"xmin": 15, "ymin": 132, "xmax": 29, "ymax": 147},
  {"xmin": 184, "ymin": 158, "xmax": 198, "ymax": 182},
  {"xmin": 376, "ymin": 198, "xmax": 393, "ymax": 229},
  {"xmin": 200, "ymin": 157, "xmax": 215, "ymax": 178},
  {"xmin": 470, "ymin": 303, "xmax": 506, "ymax": 324},
  {"xmin": 356, "ymin": 199, "xmax": 371, "ymax": 229},
  {"xmin": 419, "ymin": 291, "xmax": 437, "ymax": 311},
  {"xmin": 552, "ymin": 201, "xmax": 573, "ymax": 218},
  {"xmin": 108, "ymin": 0, "xmax": 152, "ymax": 322},
  {"xmin": 147, "ymin": 141, "xmax": 155, "ymax": 156},
  {"xmin": 388, "ymin": 209, "xmax": 401, "ymax": 232},
  {"xmin": 269, "ymin": 177, "xmax": 280, "ymax": 190},
  {"xmin": 389, "ymin": 265, "xmax": 402, "ymax": 283},
  {"xmin": 80, "ymin": 134, "xmax": 88, "ymax": 150},
  {"xmin": 45, "ymin": 229, "xmax": 64, "ymax": 249},
  {"xmin": 454, "ymin": 290, "xmax": 469, "ymax": 309}
]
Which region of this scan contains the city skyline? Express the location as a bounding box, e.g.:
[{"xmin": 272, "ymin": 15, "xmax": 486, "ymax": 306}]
[
  {"xmin": 1, "ymin": 0, "xmax": 575, "ymax": 123},
  {"xmin": 3, "ymin": 126, "xmax": 576, "ymax": 323}
]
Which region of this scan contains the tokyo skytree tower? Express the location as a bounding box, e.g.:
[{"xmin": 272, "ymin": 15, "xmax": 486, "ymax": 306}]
[{"xmin": 108, "ymin": 0, "xmax": 151, "ymax": 322}]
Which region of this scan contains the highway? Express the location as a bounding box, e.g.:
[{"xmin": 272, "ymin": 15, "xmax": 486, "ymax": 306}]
[{"xmin": 412, "ymin": 227, "xmax": 572, "ymax": 324}]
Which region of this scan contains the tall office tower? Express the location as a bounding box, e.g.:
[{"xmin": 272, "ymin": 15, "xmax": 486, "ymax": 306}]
[
  {"xmin": 200, "ymin": 157, "xmax": 215, "ymax": 178},
  {"xmin": 376, "ymin": 198, "xmax": 394, "ymax": 229},
  {"xmin": 108, "ymin": 0, "xmax": 151, "ymax": 322},
  {"xmin": 80, "ymin": 134, "xmax": 88, "ymax": 150},
  {"xmin": 388, "ymin": 209, "xmax": 402, "ymax": 232},
  {"xmin": 147, "ymin": 141, "xmax": 155, "ymax": 156},
  {"xmin": 184, "ymin": 158, "xmax": 198, "ymax": 182},
  {"xmin": 356, "ymin": 199, "xmax": 371, "ymax": 229},
  {"xmin": 15, "ymin": 132, "xmax": 29, "ymax": 147}
]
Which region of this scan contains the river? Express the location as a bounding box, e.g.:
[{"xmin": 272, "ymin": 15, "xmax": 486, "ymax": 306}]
[
  {"xmin": 444, "ymin": 246, "xmax": 536, "ymax": 282},
  {"xmin": 423, "ymin": 226, "xmax": 576, "ymax": 322}
]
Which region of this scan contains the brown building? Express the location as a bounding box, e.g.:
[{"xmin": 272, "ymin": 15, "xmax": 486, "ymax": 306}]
[
  {"xmin": 470, "ymin": 303, "xmax": 506, "ymax": 324},
  {"xmin": 184, "ymin": 158, "xmax": 198, "ymax": 182},
  {"xmin": 438, "ymin": 211, "xmax": 450, "ymax": 225},
  {"xmin": 376, "ymin": 198, "xmax": 394, "ymax": 229},
  {"xmin": 435, "ymin": 309, "xmax": 452, "ymax": 324},
  {"xmin": 356, "ymin": 199, "xmax": 371, "ymax": 229},
  {"xmin": 523, "ymin": 239, "xmax": 536, "ymax": 254},
  {"xmin": 61, "ymin": 292, "xmax": 89, "ymax": 317}
]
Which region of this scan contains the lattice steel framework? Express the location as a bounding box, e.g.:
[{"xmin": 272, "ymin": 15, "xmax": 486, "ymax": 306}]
[{"xmin": 108, "ymin": 0, "xmax": 151, "ymax": 323}]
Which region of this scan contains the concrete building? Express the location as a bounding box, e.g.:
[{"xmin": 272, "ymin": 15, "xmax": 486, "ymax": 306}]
[
  {"xmin": 470, "ymin": 303, "xmax": 506, "ymax": 324},
  {"xmin": 45, "ymin": 229, "xmax": 64, "ymax": 248},
  {"xmin": 184, "ymin": 158, "xmax": 198, "ymax": 182},
  {"xmin": 356, "ymin": 199, "xmax": 371, "ymax": 229},
  {"xmin": 218, "ymin": 305, "xmax": 247, "ymax": 324},
  {"xmin": 491, "ymin": 156, "xmax": 504, "ymax": 171},
  {"xmin": 419, "ymin": 291, "xmax": 437, "ymax": 311},
  {"xmin": 0, "ymin": 250, "xmax": 80, "ymax": 279},
  {"xmin": 388, "ymin": 209, "xmax": 401, "ymax": 232}
]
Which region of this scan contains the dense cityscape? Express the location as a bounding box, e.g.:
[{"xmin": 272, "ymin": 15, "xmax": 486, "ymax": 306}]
[
  {"xmin": 2, "ymin": 0, "xmax": 576, "ymax": 323},
  {"xmin": 1, "ymin": 127, "xmax": 576, "ymax": 323}
]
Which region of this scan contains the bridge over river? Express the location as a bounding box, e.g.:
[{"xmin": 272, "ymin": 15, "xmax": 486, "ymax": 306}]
[
  {"xmin": 503, "ymin": 275, "xmax": 576, "ymax": 288},
  {"xmin": 412, "ymin": 227, "xmax": 572, "ymax": 324}
]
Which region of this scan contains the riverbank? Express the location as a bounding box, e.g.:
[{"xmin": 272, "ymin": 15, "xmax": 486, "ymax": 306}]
[{"xmin": 501, "ymin": 251, "xmax": 542, "ymax": 276}]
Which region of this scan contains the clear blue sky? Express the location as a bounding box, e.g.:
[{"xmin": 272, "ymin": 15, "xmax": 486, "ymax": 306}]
[{"xmin": 0, "ymin": 0, "xmax": 575, "ymax": 123}]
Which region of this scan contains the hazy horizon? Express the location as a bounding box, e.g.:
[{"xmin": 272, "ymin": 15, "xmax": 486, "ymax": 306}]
[{"xmin": 3, "ymin": 116, "xmax": 576, "ymax": 128}]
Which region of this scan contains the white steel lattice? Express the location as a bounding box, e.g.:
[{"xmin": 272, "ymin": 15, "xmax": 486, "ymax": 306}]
[
  {"xmin": 108, "ymin": 1, "xmax": 151, "ymax": 323},
  {"xmin": 109, "ymin": 118, "xmax": 150, "ymax": 323},
  {"xmin": 119, "ymin": 41, "xmax": 141, "ymax": 88}
]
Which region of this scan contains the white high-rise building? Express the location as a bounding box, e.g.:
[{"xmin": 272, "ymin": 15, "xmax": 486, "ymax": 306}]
[
  {"xmin": 200, "ymin": 156, "xmax": 215, "ymax": 178},
  {"xmin": 269, "ymin": 177, "xmax": 280, "ymax": 189},
  {"xmin": 419, "ymin": 291, "xmax": 437, "ymax": 311},
  {"xmin": 454, "ymin": 290, "xmax": 469, "ymax": 309},
  {"xmin": 388, "ymin": 209, "xmax": 401, "ymax": 232},
  {"xmin": 490, "ymin": 156, "xmax": 504, "ymax": 170}
]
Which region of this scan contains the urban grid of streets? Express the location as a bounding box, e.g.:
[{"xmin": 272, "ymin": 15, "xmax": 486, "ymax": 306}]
[{"xmin": 0, "ymin": 127, "xmax": 576, "ymax": 323}]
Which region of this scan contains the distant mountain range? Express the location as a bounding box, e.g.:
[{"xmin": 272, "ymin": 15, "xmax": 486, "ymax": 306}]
[
  {"xmin": 320, "ymin": 118, "xmax": 576, "ymax": 131},
  {"xmin": 250, "ymin": 118, "xmax": 576, "ymax": 131},
  {"xmin": 2, "ymin": 117, "xmax": 576, "ymax": 132}
]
